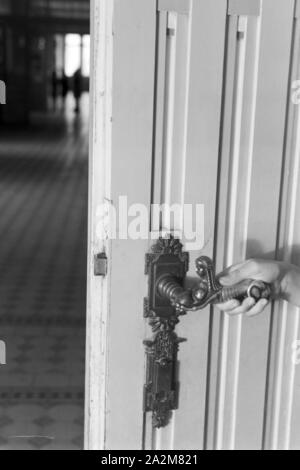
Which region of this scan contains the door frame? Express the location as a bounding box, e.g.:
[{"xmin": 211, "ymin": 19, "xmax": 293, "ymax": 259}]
[
  {"xmin": 84, "ymin": 0, "xmax": 113, "ymax": 450},
  {"xmin": 85, "ymin": 0, "xmax": 157, "ymax": 450}
]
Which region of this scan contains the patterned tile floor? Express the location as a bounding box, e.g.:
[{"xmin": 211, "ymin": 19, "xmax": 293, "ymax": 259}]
[{"xmin": 0, "ymin": 95, "xmax": 88, "ymax": 450}]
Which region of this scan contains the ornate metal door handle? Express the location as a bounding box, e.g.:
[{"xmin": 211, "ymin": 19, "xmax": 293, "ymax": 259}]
[
  {"xmin": 143, "ymin": 236, "xmax": 271, "ymax": 429},
  {"xmin": 158, "ymin": 256, "xmax": 271, "ymax": 313}
]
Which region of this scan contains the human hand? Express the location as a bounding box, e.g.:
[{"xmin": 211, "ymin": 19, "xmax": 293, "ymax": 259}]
[{"xmin": 215, "ymin": 259, "xmax": 290, "ymax": 317}]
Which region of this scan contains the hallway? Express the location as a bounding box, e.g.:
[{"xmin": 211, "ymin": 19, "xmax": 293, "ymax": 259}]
[{"xmin": 0, "ymin": 95, "xmax": 88, "ymax": 450}]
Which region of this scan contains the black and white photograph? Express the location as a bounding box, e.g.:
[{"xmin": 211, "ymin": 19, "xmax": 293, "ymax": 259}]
[{"xmin": 0, "ymin": 0, "xmax": 300, "ymax": 453}]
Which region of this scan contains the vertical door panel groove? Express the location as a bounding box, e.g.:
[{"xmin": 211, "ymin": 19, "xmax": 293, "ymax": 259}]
[
  {"xmin": 171, "ymin": 0, "xmax": 227, "ymax": 450},
  {"xmin": 206, "ymin": 0, "xmax": 294, "ymax": 450},
  {"xmin": 263, "ymin": 7, "xmax": 300, "ymax": 449},
  {"xmin": 212, "ymin": 14, "xmax": 263, "ymax": 450}
]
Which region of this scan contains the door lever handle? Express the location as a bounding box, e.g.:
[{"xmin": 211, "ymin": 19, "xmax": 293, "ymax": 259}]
[
  {"xmin": 143, "ymin": 237, "xmax": 271, "ymax": 428},
  {"xmin": 157, "ymin": 256, "xmax": 271, "ymax": 313}
]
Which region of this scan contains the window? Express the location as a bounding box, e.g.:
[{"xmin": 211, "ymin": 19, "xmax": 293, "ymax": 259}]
[
  {"xmin": 64, "ymin": 34, "xmax": 90, "ymax": 78},
  {"xmin": 82, "ymin": 35, "xmax": 90, "ymax": 77},
  {"xmin": 64, "ymin": 34, "xmax": 81, "ymax": 78}
]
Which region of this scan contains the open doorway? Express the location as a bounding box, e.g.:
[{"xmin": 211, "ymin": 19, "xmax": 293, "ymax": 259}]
[{"xmin": 0, "ymin": 0, "xmax": 90, "ymax": 450}]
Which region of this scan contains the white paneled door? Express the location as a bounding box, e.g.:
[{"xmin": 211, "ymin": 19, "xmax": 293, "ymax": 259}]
[{"xmin": 86, "ymin": 0, "xmax": 300, "ymax": 450}]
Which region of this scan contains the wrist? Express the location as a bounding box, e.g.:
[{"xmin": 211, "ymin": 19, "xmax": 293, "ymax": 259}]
[{"xmin": 282, "ymin": 264, "xmax": 300, "ymax": 307}]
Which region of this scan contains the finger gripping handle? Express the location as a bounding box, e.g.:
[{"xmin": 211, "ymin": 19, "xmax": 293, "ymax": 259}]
[{"xmin": 220, "ymin": 279, "xmax": 271, "ymax": 303}]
